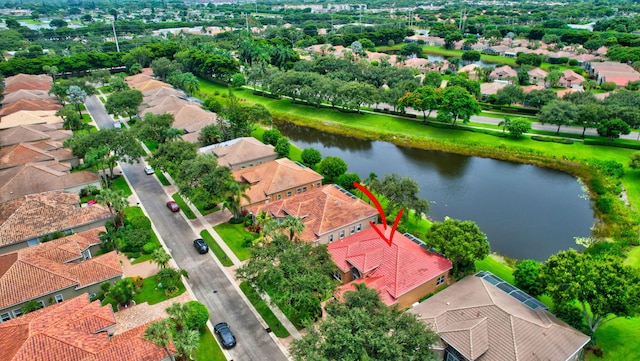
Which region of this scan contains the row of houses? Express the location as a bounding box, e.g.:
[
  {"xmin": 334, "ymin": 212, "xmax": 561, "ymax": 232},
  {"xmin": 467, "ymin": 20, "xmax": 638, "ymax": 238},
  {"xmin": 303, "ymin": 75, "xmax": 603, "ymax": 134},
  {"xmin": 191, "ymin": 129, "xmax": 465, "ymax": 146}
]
[
  {"xmin": 0, "ymin": 74, "xmax": 63, "ymax": 127},
  {"xmin": 196, "ymin": 134, "xmax": 589, "ymax": 361}
]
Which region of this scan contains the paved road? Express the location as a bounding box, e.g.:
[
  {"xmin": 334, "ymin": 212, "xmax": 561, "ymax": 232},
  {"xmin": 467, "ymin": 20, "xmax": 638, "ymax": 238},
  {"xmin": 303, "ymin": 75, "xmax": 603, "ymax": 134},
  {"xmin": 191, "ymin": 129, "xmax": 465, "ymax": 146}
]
[{"xmin": 85, "ymin": 95, "xmax": 289, "ymax": 361}]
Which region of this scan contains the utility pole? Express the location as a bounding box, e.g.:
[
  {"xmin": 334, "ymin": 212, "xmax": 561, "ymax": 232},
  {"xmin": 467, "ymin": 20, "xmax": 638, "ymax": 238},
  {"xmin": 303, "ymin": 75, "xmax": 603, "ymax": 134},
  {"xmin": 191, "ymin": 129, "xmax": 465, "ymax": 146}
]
[{"xmin": 112, "ymin": 20, "xmax": 120, "ymax": 52}]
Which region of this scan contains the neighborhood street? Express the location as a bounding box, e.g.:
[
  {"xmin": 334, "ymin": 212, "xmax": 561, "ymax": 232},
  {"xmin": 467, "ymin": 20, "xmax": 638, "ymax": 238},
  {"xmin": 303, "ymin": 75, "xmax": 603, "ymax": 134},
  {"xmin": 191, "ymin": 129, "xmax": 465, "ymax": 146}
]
[{"xmin": 86, "ymin": 95, "xmax": 289, "ymax": 361}]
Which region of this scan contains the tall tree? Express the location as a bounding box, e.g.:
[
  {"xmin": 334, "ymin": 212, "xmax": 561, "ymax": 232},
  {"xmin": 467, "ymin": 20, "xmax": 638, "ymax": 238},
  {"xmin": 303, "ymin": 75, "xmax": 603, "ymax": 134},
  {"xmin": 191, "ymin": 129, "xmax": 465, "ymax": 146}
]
[
  {"xmin": 538, "ymin": 99, "xmax": 578, "ymax": 134},
  {"xmin": 290, "ymin": 283, "xmax": 438, "ymax": 361},
  {"xmin": 597, "ymin": 118, "xmax": 631, "ymax": 141},
  {"xmin": 95, "ymin": 188, "xmax": 129, "ymax": 229},
  {"xmin": 66, "ymin": 85, "xmax": 87, "ymax": 119},
  {"xmin": 317, "ymin": 156, "xmax": 348, "ymax": 183},
  {"xmin": 398, "ymin": 86, "xmax": 441, "ymax": 122},
  {"xmin": 541, "ymin": 249, "xmax": 640, "ymax": 334},
  {"xmin": 150, "ymin": 140, "xmax": 198, "ymax": 176},
  {"xmin": 221, "ymin": 180, "xmax": 250, "ymax": 218},
  {"xmin": 176, "ymin": 154, "xmax": 234, "ymax": 206},
  {"xmin": 367, "ymin": 173, "xmax": 430, "ymax": 226},
  {"xmin": 513, "ymin": 259, "xmax": 544, "ymax": 297},
  {"xmin": 438, "ymin": 86, "xmax": 481, "ymax": 126},
  {"xmin": 105, "ymin": 89, "xmax": 143, "ymax": 120},
  {"xmin": 144, "ymin": 320, "xmax": 176, "ymax": 361},
  {"xmin": 425, "ymin": 218, "xmax": 490, "ymax": 277},
  {"xmin": 576, "ymin": 103, "xmax": 604, "ymax": 137},
  {"xmin": 151, "ymin": 248, "xmax": 171, "ymax": 269},
  {"xmin": 132, "ymin": 113, "xmax": 175, "ymax": 143}
]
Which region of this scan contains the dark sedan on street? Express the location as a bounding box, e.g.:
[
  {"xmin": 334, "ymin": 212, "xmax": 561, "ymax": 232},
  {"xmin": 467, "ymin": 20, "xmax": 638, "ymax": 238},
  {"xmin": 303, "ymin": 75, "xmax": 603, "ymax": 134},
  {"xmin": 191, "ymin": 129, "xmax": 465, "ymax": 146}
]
[
  {"xmin": 193, "ymin": 238, "xmax": 209, "ymax": 254},
  {"xmin": 214, "ymin": 322, "xmax": 237, "ymax": 349}
]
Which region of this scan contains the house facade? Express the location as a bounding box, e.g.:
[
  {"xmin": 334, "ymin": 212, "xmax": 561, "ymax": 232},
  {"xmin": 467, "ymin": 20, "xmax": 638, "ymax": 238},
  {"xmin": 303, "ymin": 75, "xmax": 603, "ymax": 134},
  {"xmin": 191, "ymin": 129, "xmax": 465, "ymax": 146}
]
[
  {"xmin": 247, "ymin": 184, "xmax": 378, "ymax": 244},
  {"xmin": 0, "ymin": 229, "xmax": 122, "ymax": 322},
  {"xmin": 328, "ymin": 227, "xmax": 452, "ymax": 309},
  {"xmin": 410, "ymin": 273, "xmax": 590, "ymax": 361},
  {"xmin": 233, "ymin": 158, "xmax": 324, "ymax": 208}
]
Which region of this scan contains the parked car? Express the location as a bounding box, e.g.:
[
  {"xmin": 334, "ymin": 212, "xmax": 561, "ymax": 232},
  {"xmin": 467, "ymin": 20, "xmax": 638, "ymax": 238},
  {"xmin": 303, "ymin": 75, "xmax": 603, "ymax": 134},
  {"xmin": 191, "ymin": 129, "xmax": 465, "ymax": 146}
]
[
  {"xmin": 166, "ymin": 201, "xmax": 180, "ymax": 212},
  {"xmin": 214, "ymin": 322, "xmax": 236, "ymax": 349},
  {"xmin": 193, "ymin": 238, "xmax": 209, "ymax": 254},
  {"xmin": 144, "ymin": 165, "xmax": 154, "ymax": 175}
]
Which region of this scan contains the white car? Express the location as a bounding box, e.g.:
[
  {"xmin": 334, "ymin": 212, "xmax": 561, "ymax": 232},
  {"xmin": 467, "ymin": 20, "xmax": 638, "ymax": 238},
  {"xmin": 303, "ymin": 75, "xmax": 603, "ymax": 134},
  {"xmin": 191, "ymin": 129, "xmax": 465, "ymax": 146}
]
[{"xmin": 144, "ymin": 165, "xmax": 154, "ymax": 175}]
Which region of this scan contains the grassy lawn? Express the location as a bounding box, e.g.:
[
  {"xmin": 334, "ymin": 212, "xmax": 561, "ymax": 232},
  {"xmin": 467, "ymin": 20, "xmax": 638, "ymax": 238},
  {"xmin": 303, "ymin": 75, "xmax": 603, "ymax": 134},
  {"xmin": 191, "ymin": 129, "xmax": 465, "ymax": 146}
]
[
  {"xmin": 624, "ymin": 246, "xmax": 640, "ymax": 269},
  {"xmin": 123, "ymin": 206, "xmax": 162, "ymax": 264},
  {"xmin": 239, "ymin": 282, "xmax": 291, "ymax": 338},
  {"xmin": 98, "ymin": 85, "xmax": 112, "ymax": 94},
  {"xmin": 213, "ymin": 222, "xmax": 258, "ymax": 261},
  {"xmin": 588, "ymin": 317, "xmax": 640, "ymax": 361},
  {"xmin": 133, "ymin": 275, "xmax": 186, "ymax": 305},
  {"xmin": 155, "ymin": 171, "xmax": 171, "ymax": 186},
  {"xmin": 144, "ymin": 140, "xmax": 158, "ymax": 152},
  {"xmin": 100, "ymin": 97, "xmax": 107, "ymax": 103},
  {"xmin": 110, "ymin": 175, "xmax": 132, "ymax": 196},
  {"xmin": 81, "ymin": 113, "xmax": 92, "ymax": 123},
  {"xmin": 200, "ymin": 230, "xmax": 234, "ymax": 267},
  {"xmin": 171, "ymin": 193, "xmax": 197, "ymax": 219},
  {"xmin": 474, "ymin": 254, "xmax": 515, "ymax": 284},
  {"xmin": 198, "ymin": 79, "xmax": 640, "ymax": 210},
  {"xmin": 195, "ymin": 327, "xmax": 227, "ymax": 361}
]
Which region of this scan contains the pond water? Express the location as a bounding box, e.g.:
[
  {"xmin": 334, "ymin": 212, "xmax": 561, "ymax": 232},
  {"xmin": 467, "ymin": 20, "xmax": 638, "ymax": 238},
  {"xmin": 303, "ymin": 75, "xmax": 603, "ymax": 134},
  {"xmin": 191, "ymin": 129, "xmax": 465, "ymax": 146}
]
[{"xmin": 276, "ymin": 120, "xmax": 594, "ymax": 261}]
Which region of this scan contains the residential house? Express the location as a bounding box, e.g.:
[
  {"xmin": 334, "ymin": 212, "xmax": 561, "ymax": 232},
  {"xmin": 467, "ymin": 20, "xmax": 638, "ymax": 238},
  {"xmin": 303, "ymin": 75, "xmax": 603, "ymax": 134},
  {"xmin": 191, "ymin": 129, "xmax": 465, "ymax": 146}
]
[
  {"xmin": 558, "ymin": 70, "xmax": 585, "ymax": 88},
  {"xmin": 1, "ymin": 89, "xmax": 56, "ymax": 104},
  {"xmin": 131, "ymin": 79, "xmax": 172, "ymax": 92},
  {"xmin": 328, "ymin": 227, "xmax": 452, "ymax": 309},
  {"xmin": 0, "ymin": 123, "xmax": 71, "ymax": 146},
  {"xmin": 0, "ymin": 294, "xmax": 175, "ymax": 360},
  {"xmin": 587, "ymin": 61, "xmax": 640, "ymax": 88},
  {"xmin": 458, "ymin": 64, "xmax": 482, "ymax": 81},
  {"xmin": 409, "ymin": 272, "xmax": 590, "ymax": 361},
  {"xmin": 480, "ymin": 82, "xmax": 507, "ymax": 98},
  {"xmin": 489, "ymin": 65, "xmax": 518, "ymax": 82},
  {"xmin": 2, "ymin": 74, "xmax": 52, "ymax": 94},
  {"xmin": 247, "ymin": 184, "xmax": 378, "ymax": 244},
  {"xmin": 0, "ymin": 160, "xmax": 100, "ymax": 202},
  {"xmin": 140, "ymin": 94, "xmax": 191, "ymax": 115},
  {"xmin": 527, "ymin": 68, "xmax": 548, "ymax": 86},
  {"xmin": 0, "ymin": 110, "xmax": 63, "ymax": 129},
  {"xmin": 124, "ymin": 70, "xmax": 154, "ymax": 87},
  {"xmin": 0, "ymin": 98, "xmax": 62, "ymax": 117},
  {"xmin": 142, "ymin": 87, "xmax": 186, "ymax": 107},
  {"xmin": 233, "ymin": 158, "xmax": 324, "ymax": 208},
  {"xmin": 170, "ymin": 104, "xmax": 218, "ymax": 143},
  {"xmin": 0, "ymin": 142, "xmax": 77, "ymax": 169},
  {"xmin": 0, "ymin": 230, "xmax": 122, "ymax": 322},
  {"xmin": 200, "ymin": 137, "xmax": 278, "ymax": 170},
  {"xmin": 483, "ymin": 45, "xmax": 512, "ymax": 57},
  {"xmin": 521, "ymin": 85, "xmax": 546, "ymax": 93},
  {"xmin": 0, "ymin": 190, "xmax": 111, "ymax": 254}
]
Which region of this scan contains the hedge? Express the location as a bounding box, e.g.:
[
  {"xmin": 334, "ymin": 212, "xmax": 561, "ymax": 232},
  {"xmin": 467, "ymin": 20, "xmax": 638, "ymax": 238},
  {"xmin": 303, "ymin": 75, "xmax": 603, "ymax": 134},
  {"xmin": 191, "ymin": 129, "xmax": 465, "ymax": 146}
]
[
  {"xmin": 584, "ymin": 139, "xmax": 640, "ymax": 150},
  {"xmin": 531, "ymin": 136, "xmax": 574, "ymax": 144}
]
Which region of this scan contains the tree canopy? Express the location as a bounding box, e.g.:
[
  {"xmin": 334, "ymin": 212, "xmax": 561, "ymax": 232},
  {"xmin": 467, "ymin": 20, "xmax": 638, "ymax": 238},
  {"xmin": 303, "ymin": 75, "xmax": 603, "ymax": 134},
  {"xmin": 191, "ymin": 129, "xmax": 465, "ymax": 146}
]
[{"xmin": 290, "ymin": 283, "xmax": 438, "ymax": 361}]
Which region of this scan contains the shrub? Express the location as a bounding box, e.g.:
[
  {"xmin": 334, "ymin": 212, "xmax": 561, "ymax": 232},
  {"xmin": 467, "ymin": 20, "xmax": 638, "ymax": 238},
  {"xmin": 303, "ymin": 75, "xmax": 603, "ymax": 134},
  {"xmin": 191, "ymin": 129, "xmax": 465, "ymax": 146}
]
[
  {"xmin": 129, "ymin": 251, "xmax": 140, "ymax": 259},
  {"xmin": 243, "ymin": 235, "xmax": 254, "ymax": 247},
  {"xmin": 126, "ymin": 215, "xmax": 151, "ymax": 229},
  {"xmin": 185, "ymin": 301, "xmax": 210, "ymax": 330},
  {"xmin": 595, "ymin": 196, "xmax": 614, "ymax": 214},
  {"xmin": 229, "ymin": 217, "xmax": 245, "ymax": 224},
  {"xmin": 262, "ymin": 129, "xmax": 282, "ymax": 146},
  {"xmin": 588, "ymin": 178, "xmax": 607, "ymax": 195},
  {"xmin": 131, "ymin": 276, "xmax": 144, "ymax": 289},
  {"xmin": 583, "ymin": 139, "xmax": 640, "ymax": 150},
  {"xmin": 530, "ymin": 136, "xmax": 573, "ymax": 144},
  {"xmin": 274, "ymin": 138, "xmax": 290, "ymax": 157},
  {"xmin": 553, "ymin": 302, "xmax": 586, "ymax": 333},
  {"xmin": 80, "ymin": 185, "xmax": 100, "ymax": 197},
  {"xmin": 301, "ymin": 148, "xmax": 322, "ymax": 167},
  {"xmin": 142, "ymin": 242, "xmax": 157, "ymax": 254}
]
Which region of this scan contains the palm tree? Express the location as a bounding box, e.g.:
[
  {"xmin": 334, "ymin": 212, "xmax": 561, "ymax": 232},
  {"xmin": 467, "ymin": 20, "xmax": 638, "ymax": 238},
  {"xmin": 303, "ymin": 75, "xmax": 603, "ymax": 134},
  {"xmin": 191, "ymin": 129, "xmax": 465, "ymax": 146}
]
[
  {"xmin": 144, "ymin": 320, "xmax": 176, "ymax": 361},
  {"xmin": 173, "ymin": 329, "xmax": 199, "ymax": 361},
  {"xmin": 95, "ymin": 188, "xmax": 129, "ymax": 230},
  {"xmin": 498, "ymin": 117, "xmax": 512, "ymax": 133},
  {"xmin": 222, "ymin": 181, "xmax": 250, "ymax": 218},
  {"xmin": 151, "ymin": 248, "xmax": 171, "ymax": 269},
  {"xmin": 255, "ymin": 211, "xmax": 271, "ymax": 236},
  {"xmin": 281, "ymin": 215, "xmax": 305, "ymax": 242}
]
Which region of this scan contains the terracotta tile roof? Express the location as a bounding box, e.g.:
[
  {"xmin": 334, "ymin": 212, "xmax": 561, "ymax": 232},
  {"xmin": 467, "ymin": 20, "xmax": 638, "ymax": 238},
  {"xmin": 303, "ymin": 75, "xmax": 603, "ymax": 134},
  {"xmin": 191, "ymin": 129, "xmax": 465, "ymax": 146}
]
[
  {"xmin": 233, "ymin": 158, "xmax": 324, "ymax": 206},
  {"xmin": 560, "ymin": 69, "xmax": 585, "ymax": 83},
  {"xmin": 0, "ymin": 99, "xmax": 62, "ymax": 117},
  {"xmin": 0, "ymin": 162, "xmax": 99, "ymax": 202},
  {"xmin": 480, "ymin": 82, "xmax": 507, "ymax": 96},
  {"xmin": 2, "ymin": 81, "xmax": 52, "ymax": 94},
  {"xmin": 204, "ymin": 137, "xmax": 277, "ymax": 168},
  {"xmin": 1, "ymin": 90, "xmax": 56, "ymax": 104},
  {"xmin": 124, "ymin": 73, "xmax": 154, "ymax": 86},
  {"xmin": 521, "ymin": 85, "xmax": 546, "ymax": 93},
  {"xmin": 4, "ymin": 74, "xmax": 53, "ymax": 86},
  {"xmin": 0, "ymin": 191, "xmax": 111, "ymax": 248},
  {"xmin": 0, "ymin": 233, "xmax": 119, "ymax": 310},
  {"xmin": 248, "ymin": 184, "xmax": 377, "ymax": 242},
  {"xmin": 328, "ymin": 227, "xmax": 452, "ymax": 305},
  {"xmin": 140, "ymin": 95, "xmax": 191, "ymax": 116},
  {"xmin": 0, "ymin": 143, "xmax": 56, "ymax": 169},
  {"xmin": 25, "ymin": 228, "xmax": 104, "ymax": 264},
  {"xmin": 132, "ymin": 79, "xmax": 172, "ymax": 92},
  {"xmin": 490, "ymin": 65, "xmax": 518, "ymax": 79},
  {"xmin": 171, "ymin": 104, "xmax": 217, "ymax": 132},
  {"xmin": 0, "ymin": 124, "xmax": 69, "ymax": 146},
  {"xmin": 527, "ymin": 68, "xmax": 548, "ymax": 78},
  {"xmin": 410, "ymin": 276, "xmax": 590, "ymax": 361},
  {"xmin": 0, "ymin": 110, "xmax": 64, "ymax": 129},
  {"xmin": 142, "ymin": 87, "xmax": 185, "ymax": 106},
  {"xmin": 0, "ymin": 294, "xmax": 165, "ymax": 361}
]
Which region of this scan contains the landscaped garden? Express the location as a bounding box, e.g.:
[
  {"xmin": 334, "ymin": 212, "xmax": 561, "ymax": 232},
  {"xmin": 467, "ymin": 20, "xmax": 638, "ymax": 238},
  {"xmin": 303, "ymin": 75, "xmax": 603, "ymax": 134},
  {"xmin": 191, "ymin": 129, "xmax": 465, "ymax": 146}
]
[{"xmin": 214, "ymin": 221, "xmax": 260, "ymax": 261}]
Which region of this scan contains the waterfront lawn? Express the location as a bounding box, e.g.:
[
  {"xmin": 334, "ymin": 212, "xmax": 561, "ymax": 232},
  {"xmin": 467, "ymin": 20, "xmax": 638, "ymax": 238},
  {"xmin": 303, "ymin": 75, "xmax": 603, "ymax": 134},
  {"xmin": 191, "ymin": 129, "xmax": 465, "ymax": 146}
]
[
  {"xmin": 213, "ymin": 222, "xmax": 257, "ymax": 261},
  {"xmin": 588, "ymin": 317, "xmax": 640, "ymax": 361},
  {"xmin": 624, "ymin": 245, "xmax": 640, "ymax": 269},
  {"xmin": 474, "ymin": 254, "xmax": 515, "ymax": 284},
  {"xmin": 198, "ymin": 79, "xmax": 639, "ymax": 211}
]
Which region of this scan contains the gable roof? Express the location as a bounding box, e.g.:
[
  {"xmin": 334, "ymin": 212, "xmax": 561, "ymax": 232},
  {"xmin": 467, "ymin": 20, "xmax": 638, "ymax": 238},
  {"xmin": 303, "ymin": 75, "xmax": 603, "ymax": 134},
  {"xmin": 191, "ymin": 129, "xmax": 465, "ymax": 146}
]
[
  {"xmin": 131, "ymin": 79, "xmax": 172, "ymax": 92},
  {"xmin": 0, "ymin": 242, "xmax": 120, "ymax": 310},
  {"xmin": 1, "ymin": 89, "xmax": 56, "ymax": 104},
  {"xmin": 0, "ymin": 162, "xmax": 99, "ymax": 202},
  {"xmin": 0, "ymin": 110, "xmax": 63, "ymax": 129},
  {"xmin": 0, "ymin": 191, "xmax": 111, "ymax": 248},
  {"xmin": 124, "ymin": 72, "xmax": 154, "ymax": 86},
  {"xmin": 410, "ymin": 275, "xmax": 590, "ymax": 361},
  {"xmin": 0, "ymin": 99, "xmax": 61, "ymax": 117},
  {"xmin": 247, "ymin": 184, "xmax": 378, "ymax": 242},
  {"xmin": 328, "ymin": 227, "xmax": 452, "ymax": 305},
  {"xmin": 0, "ymin": 294, "xmax": 171, "ymax": 361},
  {"xmin": 4, "ymin": 74, "xmax": 53, "ymax": 86},
  {"xmin": 203, "ymin": 137, "xmax": 277, "ymax": 168},
  {"xmin": 490, "ymin": 65, "xmax": 518, "ymax": 78},
  {"xmin": 171, "ymin": 104, "xmax": 216, "ymax": 132},
  {"xmin": 140, "ymin": 95, "xmax": 191, "ymax": 116},
  {"xmin": 232, "ymin": 158, "xmax": 324, "ymax": 206},
  {"xmin": 527, "ymin": 68, "xmax": 548, "ymax": 78},
  {"xmin": 142, "ymin": 87, "xmax": 186, "ymax": 105},
  {"xmin": 480, "ymin": 82, "xmax": 507, "ymax": 96},
  {"xmin": 0, "ymin": 143, "xmax": 57, "ymax": 169}
]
